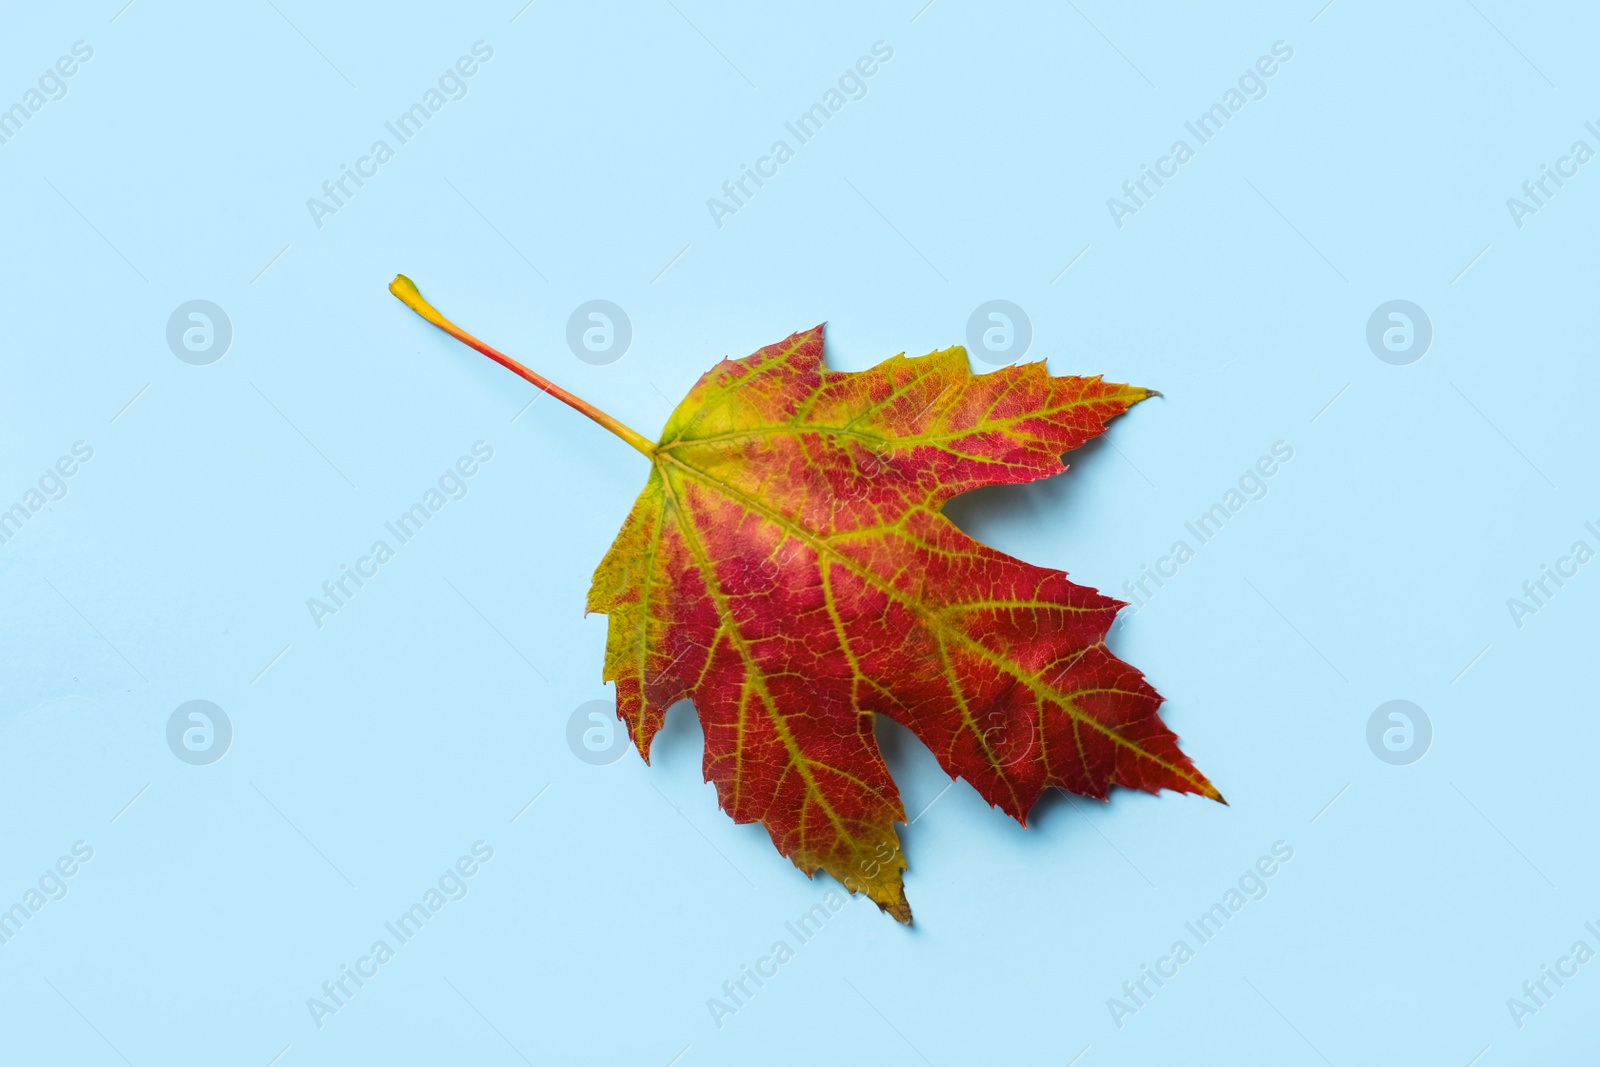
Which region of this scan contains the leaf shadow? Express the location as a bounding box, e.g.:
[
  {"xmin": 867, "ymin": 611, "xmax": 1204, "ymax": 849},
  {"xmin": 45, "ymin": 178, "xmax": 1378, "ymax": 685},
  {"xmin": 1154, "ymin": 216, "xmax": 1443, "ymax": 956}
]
[
  {"xmin": 936, "ymin": 430, "xmax": 1152, "ymax": 662},
  {"xmin": 634, "ymin": 426, "xmax": 1165, "ymax": 914},
  {"xmin": 938, "ymin": 433, "xmax": 1119, "ymax": 550},
  {"xmin": 650, "ymin": 697, "xmax": 703, "ymax": 767},
  {"xmin": 648, "ymin": 698, "xmax": 822, "ymax": 862},
  {"xmin": 873, "ymin": 714, "xmax": 1136, "ymax": 893}
]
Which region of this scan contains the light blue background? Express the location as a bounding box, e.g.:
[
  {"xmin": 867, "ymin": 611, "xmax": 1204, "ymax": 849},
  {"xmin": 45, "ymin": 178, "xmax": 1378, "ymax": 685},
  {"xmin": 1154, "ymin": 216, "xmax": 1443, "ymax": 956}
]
[{"xmin": 2, "ymin": 1, "xmax": 1595, "ymax": 1064}]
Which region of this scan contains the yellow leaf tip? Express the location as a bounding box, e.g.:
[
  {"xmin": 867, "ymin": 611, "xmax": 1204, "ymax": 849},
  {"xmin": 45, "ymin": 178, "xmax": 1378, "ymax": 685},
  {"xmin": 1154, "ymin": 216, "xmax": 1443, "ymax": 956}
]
[{"xmin": 881, "ymin": 895, "xmax": 913, "ymax": 925}]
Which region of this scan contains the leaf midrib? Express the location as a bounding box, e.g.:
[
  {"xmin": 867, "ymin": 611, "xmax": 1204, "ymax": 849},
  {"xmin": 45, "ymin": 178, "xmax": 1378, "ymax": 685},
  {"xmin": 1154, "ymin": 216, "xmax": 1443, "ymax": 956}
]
[
  {"xmin": 654, "ymin": 447, "xmax": 1213, "ymax": 796},
  {"xmin": 652, "ymin": 461, "xmax": 901, "ymax": 867}
]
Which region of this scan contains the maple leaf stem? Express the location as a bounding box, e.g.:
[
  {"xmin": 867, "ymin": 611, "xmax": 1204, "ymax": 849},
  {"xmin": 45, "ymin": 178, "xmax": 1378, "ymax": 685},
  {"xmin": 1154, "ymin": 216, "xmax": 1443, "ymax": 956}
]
[{"xmin": 389, "ymin": 275, "xmax": 657, "ymax": 458}]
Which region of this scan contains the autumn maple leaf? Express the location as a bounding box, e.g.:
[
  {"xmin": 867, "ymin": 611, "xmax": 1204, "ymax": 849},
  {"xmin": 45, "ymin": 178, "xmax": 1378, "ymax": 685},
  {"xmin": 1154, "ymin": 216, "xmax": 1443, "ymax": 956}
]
[{"xmin": 391, "ymin": 275, "xmax": 1221, "ymax": 923}]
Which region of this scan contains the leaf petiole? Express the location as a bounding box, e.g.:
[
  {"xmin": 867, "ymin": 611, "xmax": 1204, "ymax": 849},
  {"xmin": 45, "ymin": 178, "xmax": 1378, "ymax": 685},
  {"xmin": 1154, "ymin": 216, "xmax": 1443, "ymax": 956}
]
[{"xmin": 389, "ymin": 274, "xmax": 656, "ymax": 458}]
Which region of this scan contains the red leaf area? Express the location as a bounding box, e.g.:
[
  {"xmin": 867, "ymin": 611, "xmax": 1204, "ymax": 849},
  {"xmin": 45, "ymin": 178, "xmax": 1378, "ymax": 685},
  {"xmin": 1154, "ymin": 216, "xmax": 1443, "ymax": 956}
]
[{"xmin": 587, "ymin": 326, "xmax": 1219, "ymax": 922}]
